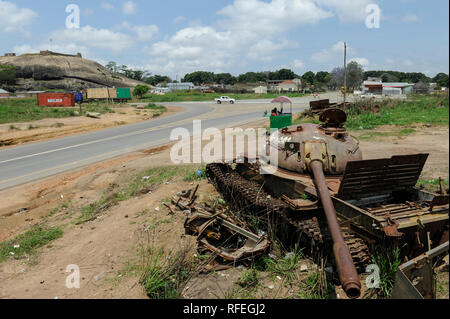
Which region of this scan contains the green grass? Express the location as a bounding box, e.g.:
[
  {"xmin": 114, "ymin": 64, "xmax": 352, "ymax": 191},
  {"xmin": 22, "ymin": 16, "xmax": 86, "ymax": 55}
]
[
  {"xmin": 297, "ymin": 271, "xmax": 334, "ymax": 299},
  {"xmin": 260, "ymin": 245, "xmax": 304, "ymax": 283},
  {"xmin": 371, "ymin": 246, "xmax": 403, "ymax": 298},
  {"xmin": 0, "ymin": 98, "xmax": 117, "ymax": 124},
  {"xmin": 183, "ymin": 166, "xmax": 206, "ymax": 182},
  {"xmin": 293, "ymin": 94, "xmax": 449, "ymax": 130},
  {"xmin": 140, "ymin": 91, "xmax": 305, "ymax": 103},
  {"xmin": 237, "ymin": 268, "xmax": 260, "ymax": 288},
  {"xmin": 345, "ymin": 94, "xmax": 449, "ymax": 130},
  {"xmin": 140, "ymin": 249, "xmax": 193, "ymax": 299},
  {"xmin": 416, "ymin": 178, "xmax": 449, "ymax": 192},
  {"xmin": 145, "ymin": 103, "xmax": 167, "ymax": 111},
  {"xmin": 358, "ymin": 128, "xmax": 416, "ymax": 140},
  {"xmin": 0, "ymin": 225, "xmax": 63, "ymax": 263}
]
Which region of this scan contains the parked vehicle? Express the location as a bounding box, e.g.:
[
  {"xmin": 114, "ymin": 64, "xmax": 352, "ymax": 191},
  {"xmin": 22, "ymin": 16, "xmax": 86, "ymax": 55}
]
[{"xmin": 214, "ymin": 96, "xmax": 236, "ymax": 104}]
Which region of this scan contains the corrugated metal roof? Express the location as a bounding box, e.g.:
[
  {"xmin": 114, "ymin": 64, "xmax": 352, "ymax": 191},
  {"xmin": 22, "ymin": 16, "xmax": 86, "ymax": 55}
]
[
  {"xmin": 0, "ymin": 89, "xmax": 10, "ymax": 93},
  {"xmin": 363, "ymin": 80, "xmax": 382, "ymax": 86},
  {"xmin": 382, "ymin": 82, "xmax": 414, "ymax": 88}
]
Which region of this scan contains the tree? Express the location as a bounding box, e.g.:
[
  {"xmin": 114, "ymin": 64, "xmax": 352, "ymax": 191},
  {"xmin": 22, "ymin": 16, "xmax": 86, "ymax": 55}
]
[
  {"xmin": 144, "ymin": 74, "xmax": 172, "ymax": 86},
  {"xmin": 302, "ymin": 71, "xmax": 315, "ymax": 85},
  {"xmin": 433, "ymin": 73, "xmax": 449, "ymax": 88},
  {"xmin": 182, "ymin": 71, "xmax": 215, "ymax": 85},
  {"xmin": 315, "ymin": 71, "xmax": 331, "ymax": 84},
  {"xmin": 329, "ymin": 67, "xmax": 344, "ymax": 90},
  {"xmin": 268, "ymin": 68, "xmax": 298, "ymax": 81},
  {"xmin": 214, "ymin": 73, "xmax": 237, "ymax": 85},
  {"xmin": 133, "ymin": 85, "xmax": 150, "ymax": 98},
  {"xmin": 0, "ymin": 64, "xmax": 16, "ymax": 85},
  {"xmin": 346, "ymin": 61, "xmax": 364, "ymax": 90},
  {"xmin": 105, "ymin": 61, "xmax": 119, "ymax": 73}
]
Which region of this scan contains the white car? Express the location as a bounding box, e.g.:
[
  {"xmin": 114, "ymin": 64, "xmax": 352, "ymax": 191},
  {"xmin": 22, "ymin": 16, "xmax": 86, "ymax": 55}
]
[{"xmin": 215, "ymin": 96, "xmax": 236, "ymax": 104}]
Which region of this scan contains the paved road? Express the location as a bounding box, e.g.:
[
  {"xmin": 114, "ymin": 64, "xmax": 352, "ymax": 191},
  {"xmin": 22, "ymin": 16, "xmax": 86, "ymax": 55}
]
[{"xmin": 0, "ymin": 93, "xmax": 341, "ymax": 190}]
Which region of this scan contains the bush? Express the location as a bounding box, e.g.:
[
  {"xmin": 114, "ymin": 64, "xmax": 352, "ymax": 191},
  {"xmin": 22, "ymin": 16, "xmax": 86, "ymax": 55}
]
[{"xmin": 134, "ymin": 85, "xmax": 150, "ymax": 98}]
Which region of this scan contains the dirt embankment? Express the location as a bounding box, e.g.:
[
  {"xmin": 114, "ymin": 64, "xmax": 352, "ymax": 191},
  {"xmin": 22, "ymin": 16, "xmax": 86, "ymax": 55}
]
[
  {"xmin": 0, "ymin": 124, "xmax": 448, "ymax": 299},
  {"xmin": 0, "ymin": 105, "xmax": 182, "ymax": 148}
]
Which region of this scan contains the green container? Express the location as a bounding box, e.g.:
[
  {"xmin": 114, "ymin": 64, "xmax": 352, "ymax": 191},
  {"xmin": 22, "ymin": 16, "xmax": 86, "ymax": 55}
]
[
  {"xmin": 270, "ymin": 114, "xmax": 292, "ymax": 130},
  {"xmin": 116, "ymin": 88, "xmax": 131, "ymax": 99}
]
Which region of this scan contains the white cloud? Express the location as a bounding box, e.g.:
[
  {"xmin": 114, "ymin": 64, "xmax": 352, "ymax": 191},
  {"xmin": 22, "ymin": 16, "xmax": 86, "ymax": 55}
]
[
  {"xmin": 0, "ymin": 0, "xmax": 37, "ymax": 33},
  {"xmin": 402, "ymin": 14, "xmax": 420, "ymax": 23},
  {"xmin": 311, "ymin": 41, "xmax": 354, "ymax": 63},
  {"xmin": 123, "ymin": 1, "xmax": 137, "ymax": 15},
  {"xmin": 101, "ymin": 2, "xmax": 114, "ymax": 10},
  {"xmin": 315, "ymin": 0, "xmax": 377, "ymax": 23},
  {"xmin": 218, "ymin": 0, "xmax": 333, "ymax": 35},
  {"xmin": 49, "ymin": 26, "xmax": 134, "ymax": 53},
  {"xmin": 350, "ymin": 57, "xmax": 370, "ymax": 67},
  {"xmin": 145, "ymin": 0, "xmax": 338, "ymax": 75},
  {"xmin": 292, "ymin": 59, "xmax": 305, "ymax": 70},
  {"xmin": 116, "ymin": 22, "xmax": 159, "ymax": 41}
]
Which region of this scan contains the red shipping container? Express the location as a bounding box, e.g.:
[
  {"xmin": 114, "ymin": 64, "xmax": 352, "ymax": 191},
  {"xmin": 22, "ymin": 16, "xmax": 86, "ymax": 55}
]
[{"xmin": 37, "ymin": 93, "xmax": 75, "ymax": 107}]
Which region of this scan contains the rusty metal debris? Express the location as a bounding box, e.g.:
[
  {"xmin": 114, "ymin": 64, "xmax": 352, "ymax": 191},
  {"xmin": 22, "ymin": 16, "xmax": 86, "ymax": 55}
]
[
  {"xmin": 391, "ymin": 241, "xmax": 449, "ymax": 299},
  {"xmin": 204, "ymin": 108, "xmax": 448, "ymax": 299},
  {"xmin": 171, "ymin": 186, "xmax": 270, "ymax": 270}
]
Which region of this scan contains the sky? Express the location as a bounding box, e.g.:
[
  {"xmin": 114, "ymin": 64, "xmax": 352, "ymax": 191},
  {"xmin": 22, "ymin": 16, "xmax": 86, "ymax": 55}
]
[{"xmin": 0, "ymin": 0, "xmax": 448, "ymax": 79}]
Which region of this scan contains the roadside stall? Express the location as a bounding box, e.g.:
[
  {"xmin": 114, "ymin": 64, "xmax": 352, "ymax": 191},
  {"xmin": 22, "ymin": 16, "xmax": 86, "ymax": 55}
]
[{"xmin": 269, "ymin": 96, "xmax": 293, "ymax": 130}]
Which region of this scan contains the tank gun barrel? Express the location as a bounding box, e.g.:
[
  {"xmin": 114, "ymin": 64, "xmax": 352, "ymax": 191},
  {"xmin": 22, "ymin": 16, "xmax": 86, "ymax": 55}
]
[{"xmin": 307, "ymin": 146, "xmax": 361, "ymax": 299}]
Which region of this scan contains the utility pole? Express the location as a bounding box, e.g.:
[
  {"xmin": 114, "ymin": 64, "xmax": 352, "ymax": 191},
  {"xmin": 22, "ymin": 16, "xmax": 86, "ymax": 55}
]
[{"xmin": 343, "ymin": 42, "xmax": 347, "ymax": 107}]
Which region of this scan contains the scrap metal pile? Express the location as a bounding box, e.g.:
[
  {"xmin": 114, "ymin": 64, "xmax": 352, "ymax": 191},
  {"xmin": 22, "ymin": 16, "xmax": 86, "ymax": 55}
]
[{"xmin": 169, "ymin": 185, "xmax": 270, "ymax": 271}]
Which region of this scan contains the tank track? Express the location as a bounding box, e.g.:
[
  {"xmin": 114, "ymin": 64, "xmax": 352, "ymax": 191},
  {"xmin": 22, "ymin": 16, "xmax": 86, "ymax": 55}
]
[{"xmin": 206, "ymin": 163, "xmax": 371, "ymax": 272}]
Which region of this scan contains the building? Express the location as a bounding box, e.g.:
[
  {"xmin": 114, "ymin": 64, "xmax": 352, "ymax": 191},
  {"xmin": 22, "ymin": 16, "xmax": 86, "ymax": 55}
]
[
  {"xmin": 383, "ymin": 82, "xmax": 414, "ymax": 95},
  {"xmin": 276, "ymin": 80, "xmax": 299, "ymax": 92},
  {"xmin": 413, "ymin": 82, "xmax": 429, "ymax": 94},
  {"xmin": 363, "ymin": 80, "xmax": 383, "ymax": 94},
  {"xmin": 0, "ymin": 88, "xmax": 11, "ymax": 97},
  {"xmin": 167, "ymin": 82, "xmax": 195, "ymax": 91},
  {"xmin": 253, "ymin": 86, "xmax": 268, "ymax": 94},
  {"xmin": 151, "ymin": 87, "xmax": 171, "ymax": 94}
]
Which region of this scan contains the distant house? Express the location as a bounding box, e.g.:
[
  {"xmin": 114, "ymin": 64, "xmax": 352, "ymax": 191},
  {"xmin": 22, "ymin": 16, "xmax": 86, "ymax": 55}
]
[
  {"xmin": 383, "ymin": 82, "xmax": 414, "ymax": 95},
  {"xmin": 167, "ymin": 82, "xmax": 195, "ymax": 91},
  {"xmin": 413, "ymin": 82, "xmax": 429, "ymax": 94},
  {"xmin": 0, "ymin": 88, "xmax": 10, "ymax": 98},
  {"xmin": 253, "ymin": 86, "xmax": 267, "ymax": 94},
  {"xmin": 277, "ymin": 80, "xmax": 299, "ymax": 92},
  {"xmin": 363, "ymin": 80, "xmax": 383, "ymax": 94}
]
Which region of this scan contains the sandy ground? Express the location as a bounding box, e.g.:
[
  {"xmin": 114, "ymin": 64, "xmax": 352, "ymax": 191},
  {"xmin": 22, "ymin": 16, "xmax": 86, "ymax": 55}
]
[
  {"xmin": 0, "ymin": 122, "xmax": 448, "ymax": 299},
  {"xmin": 0, "ymin": 105, "xmax": 182, "ymax": 148}
]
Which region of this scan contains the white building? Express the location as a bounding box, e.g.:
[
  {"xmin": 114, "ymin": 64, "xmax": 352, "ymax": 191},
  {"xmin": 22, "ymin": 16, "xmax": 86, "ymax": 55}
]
[
  {"xmin": 253, "ymin": 86, "xmax": 268, "ymax": 94},
  {"xmin": 167, "ymin": 82, "xmax": 195, "ymax": 90}
]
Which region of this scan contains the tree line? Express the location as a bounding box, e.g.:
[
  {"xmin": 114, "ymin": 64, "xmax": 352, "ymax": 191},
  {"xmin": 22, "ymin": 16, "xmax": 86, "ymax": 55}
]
[{"xmin": 104, "ymin": 60, "xmax": 448, "ymax": 90}]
